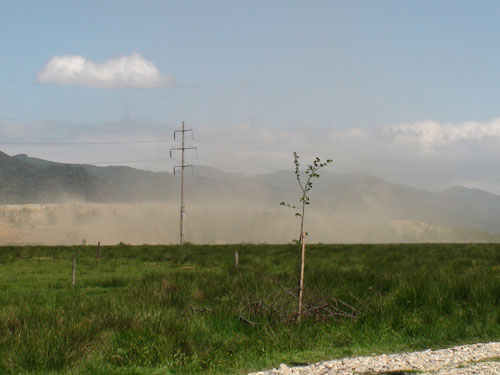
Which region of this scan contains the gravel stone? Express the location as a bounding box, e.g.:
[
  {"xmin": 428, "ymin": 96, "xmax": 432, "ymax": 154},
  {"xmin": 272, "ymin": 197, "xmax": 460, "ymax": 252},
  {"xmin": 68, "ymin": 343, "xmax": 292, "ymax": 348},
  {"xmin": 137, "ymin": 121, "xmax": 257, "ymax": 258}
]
[{"xmin": 249, "ymin": 342, "xmax": 500, "ymax": 375}]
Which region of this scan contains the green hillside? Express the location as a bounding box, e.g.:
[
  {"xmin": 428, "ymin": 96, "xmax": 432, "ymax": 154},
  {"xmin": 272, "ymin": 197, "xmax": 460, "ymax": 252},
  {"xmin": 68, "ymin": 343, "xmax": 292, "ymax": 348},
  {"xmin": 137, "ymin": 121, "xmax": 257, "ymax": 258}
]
[
  {"xmin": 0, "ymin": 152, "xmax": 175, "ymax": 203},
  {"xmin": 0, "ymin": 152, "xmax": 95, "ymax": 203}
]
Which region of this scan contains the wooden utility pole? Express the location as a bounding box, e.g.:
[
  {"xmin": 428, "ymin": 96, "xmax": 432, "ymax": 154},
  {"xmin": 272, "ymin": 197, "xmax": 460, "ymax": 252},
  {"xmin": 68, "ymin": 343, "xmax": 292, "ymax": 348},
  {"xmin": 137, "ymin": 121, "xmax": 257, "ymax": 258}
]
[
  {"xmin": 297, "ymin": 232, "xmax": 306, "ymax": 323},
  {"xmin": 170, "ymin": 122, "xmax": 197, "ymax": 245},
  {"xmin": 72, "ymin": 253, "xmax": 76, "ymax": 287}
]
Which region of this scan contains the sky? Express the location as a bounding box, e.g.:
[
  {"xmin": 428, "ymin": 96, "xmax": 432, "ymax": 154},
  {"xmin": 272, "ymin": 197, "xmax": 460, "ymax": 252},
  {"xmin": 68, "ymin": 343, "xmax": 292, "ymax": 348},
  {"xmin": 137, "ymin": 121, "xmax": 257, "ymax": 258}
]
[{"xmin": 1, "ymin": 1, "xmax": 500, "ymax": 192}]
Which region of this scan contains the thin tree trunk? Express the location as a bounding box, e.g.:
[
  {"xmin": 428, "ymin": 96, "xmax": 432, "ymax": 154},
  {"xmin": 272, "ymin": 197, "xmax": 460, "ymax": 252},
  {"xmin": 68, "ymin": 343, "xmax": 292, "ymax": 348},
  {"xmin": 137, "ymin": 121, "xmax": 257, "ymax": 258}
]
[
  {"xmin": 297, "ymin": 199, "xmax": 305, "ymax": 295},
  {"xmin": 299, "ymin": 198, "xmax": 305, "ymax": 246},
  {"xmin": 297, "ymin": 232, "xmax": 306, "ymax": 323}
]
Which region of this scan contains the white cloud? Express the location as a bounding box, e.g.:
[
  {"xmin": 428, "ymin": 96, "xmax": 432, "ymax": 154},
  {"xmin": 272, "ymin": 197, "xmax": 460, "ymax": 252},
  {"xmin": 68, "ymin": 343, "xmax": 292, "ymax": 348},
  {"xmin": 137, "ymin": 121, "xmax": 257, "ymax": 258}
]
[
  {"xmin": 385, "ymin": 118, "xmax": 500, "ymax": 148},
  {"xmin": 37, "ymin": 53, "xmax": 175, "ymax": 88}
]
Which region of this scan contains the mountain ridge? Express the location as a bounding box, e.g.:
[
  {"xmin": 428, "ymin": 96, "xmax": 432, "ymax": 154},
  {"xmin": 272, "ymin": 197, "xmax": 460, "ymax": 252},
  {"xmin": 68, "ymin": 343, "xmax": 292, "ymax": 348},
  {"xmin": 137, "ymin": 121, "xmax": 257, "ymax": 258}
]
[{"xmin": 1, "ymin": 151, "xmax": 499, "ymax": 241}]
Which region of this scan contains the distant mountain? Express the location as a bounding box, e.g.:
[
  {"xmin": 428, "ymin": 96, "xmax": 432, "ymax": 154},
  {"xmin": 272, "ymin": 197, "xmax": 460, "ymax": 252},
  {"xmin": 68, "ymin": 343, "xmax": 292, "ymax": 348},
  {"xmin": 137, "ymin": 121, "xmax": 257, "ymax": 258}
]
[
  {"xmin": 1, "ymin": 151, "xmax": 500, "ymax": 242},
  {"xmin": 437, "ymin": 186, "xmax": 500, "ymax": 232},
  {"xmin": 0, "ymin": 152, "xmax": 95, "ymax": 203},
  {"xmin": 0, "ymin": 152, "xmax": 176, "ymax": 203}
]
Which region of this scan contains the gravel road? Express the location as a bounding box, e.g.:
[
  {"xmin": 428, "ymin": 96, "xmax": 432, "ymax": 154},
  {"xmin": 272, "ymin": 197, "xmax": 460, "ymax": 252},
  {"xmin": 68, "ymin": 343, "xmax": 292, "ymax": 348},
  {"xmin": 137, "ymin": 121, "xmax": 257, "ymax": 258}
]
[{"xmin": 249, "ymin": 342, "xmax": 500, "ymax": 375}]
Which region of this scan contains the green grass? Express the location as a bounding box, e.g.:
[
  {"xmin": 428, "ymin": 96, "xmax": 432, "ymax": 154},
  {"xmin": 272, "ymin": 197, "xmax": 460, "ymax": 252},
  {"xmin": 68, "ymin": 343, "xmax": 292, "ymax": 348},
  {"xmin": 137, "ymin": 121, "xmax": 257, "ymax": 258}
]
[{"xmin": 0, "ymin": 243, "xmax": 499, "ymax": 374}]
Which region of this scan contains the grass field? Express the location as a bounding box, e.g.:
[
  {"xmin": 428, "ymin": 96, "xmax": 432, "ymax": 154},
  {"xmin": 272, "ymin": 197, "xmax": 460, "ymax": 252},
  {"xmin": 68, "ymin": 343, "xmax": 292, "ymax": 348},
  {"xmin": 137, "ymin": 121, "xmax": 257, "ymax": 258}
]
[{"xmin": 0, "ymin": 243, "xmax": 499, "ymax": 374}]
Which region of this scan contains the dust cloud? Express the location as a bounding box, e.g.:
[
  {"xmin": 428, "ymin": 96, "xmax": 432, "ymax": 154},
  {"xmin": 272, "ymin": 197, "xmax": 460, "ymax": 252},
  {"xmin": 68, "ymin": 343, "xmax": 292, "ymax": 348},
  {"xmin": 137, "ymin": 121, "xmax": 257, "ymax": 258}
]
[{"xmin": 0, "ymin": 202, "xmax": 485, "ymax": 245}]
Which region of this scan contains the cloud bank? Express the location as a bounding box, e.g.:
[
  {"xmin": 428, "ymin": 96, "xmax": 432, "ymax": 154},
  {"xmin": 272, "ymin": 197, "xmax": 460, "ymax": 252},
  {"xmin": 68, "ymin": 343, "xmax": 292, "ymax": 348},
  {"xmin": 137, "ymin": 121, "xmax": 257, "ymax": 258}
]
[
  {"xmin": 193, "ymin": 118, "xmax": 500, "ymax": 193},
  {"xmin": 37, "ymin": 53, "xmax": 174, "ymax": 88},
  {"xmin": 384, "ymin": 119, "xmax": 500, "ymax": 148},
  {"xmin": 2, "ymin": 117, "xmax": 500, "ymax": 193}
]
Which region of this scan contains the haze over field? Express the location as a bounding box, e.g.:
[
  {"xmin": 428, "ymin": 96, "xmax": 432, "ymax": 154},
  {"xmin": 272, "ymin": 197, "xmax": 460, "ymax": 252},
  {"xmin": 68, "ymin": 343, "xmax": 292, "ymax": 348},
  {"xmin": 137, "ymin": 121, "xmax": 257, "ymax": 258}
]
[{"xmin": 1, "ymin": 151, "xmax": 500, "ymax": 245}]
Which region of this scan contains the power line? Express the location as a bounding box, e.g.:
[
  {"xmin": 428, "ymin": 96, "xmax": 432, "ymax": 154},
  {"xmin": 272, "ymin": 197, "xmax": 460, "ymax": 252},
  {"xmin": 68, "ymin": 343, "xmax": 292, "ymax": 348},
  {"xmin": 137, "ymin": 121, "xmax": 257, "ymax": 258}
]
[
  {"xmin": 185, "ymin": 139, "xmax": 285, "ymax": 172},
  {"xmin": 82, "ymin": 158, "xmax": 172, "ymax": 165},
  {"xmin": 190, "ymin": 137, "xmax": 283, "ymax": 166},
  {"xmin": 0, "ymin": 139, "xmax": 174, "ymax": 145},
  {"xmin": 100, "ymin": 174, "xmax": 171, "ymax": 184},
  {"xmin": 189, "ymin": 149, "xmax": 280, "ymax": 175}
]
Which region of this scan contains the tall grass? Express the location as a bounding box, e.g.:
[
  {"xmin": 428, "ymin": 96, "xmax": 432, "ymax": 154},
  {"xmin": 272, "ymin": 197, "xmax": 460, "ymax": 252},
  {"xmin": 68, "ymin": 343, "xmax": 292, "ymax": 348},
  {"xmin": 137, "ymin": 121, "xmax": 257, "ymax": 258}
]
[{"xmin": 0, "ymin": 243, "xmax": 499, "ymax": 374}]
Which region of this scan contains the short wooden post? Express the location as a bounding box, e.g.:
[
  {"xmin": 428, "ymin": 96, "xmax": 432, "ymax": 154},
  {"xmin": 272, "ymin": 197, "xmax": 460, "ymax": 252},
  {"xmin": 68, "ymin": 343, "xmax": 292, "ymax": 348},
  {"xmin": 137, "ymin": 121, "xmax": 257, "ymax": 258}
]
[
  {"xmin": 235, "ymin": 250, "xmax": 239, "ymax": 269},
  {"xmin": 72, "ymin": 254, "xmax": 76, "ymax": 287},
  {"xmin": 96, "ymin": 241, "xmax": 100, "ymax": 261},
  {"xmin": 297, "ymin": 232, "xmax": 306, "ymax": 323}
]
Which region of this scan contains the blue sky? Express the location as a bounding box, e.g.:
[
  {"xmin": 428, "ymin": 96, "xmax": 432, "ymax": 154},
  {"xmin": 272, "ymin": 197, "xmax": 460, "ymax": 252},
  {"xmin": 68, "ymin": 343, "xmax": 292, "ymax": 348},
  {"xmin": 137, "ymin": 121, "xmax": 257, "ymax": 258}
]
[{"xmin": 1, "ymin": 1, "xmax": 500, "ymax": 192}]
